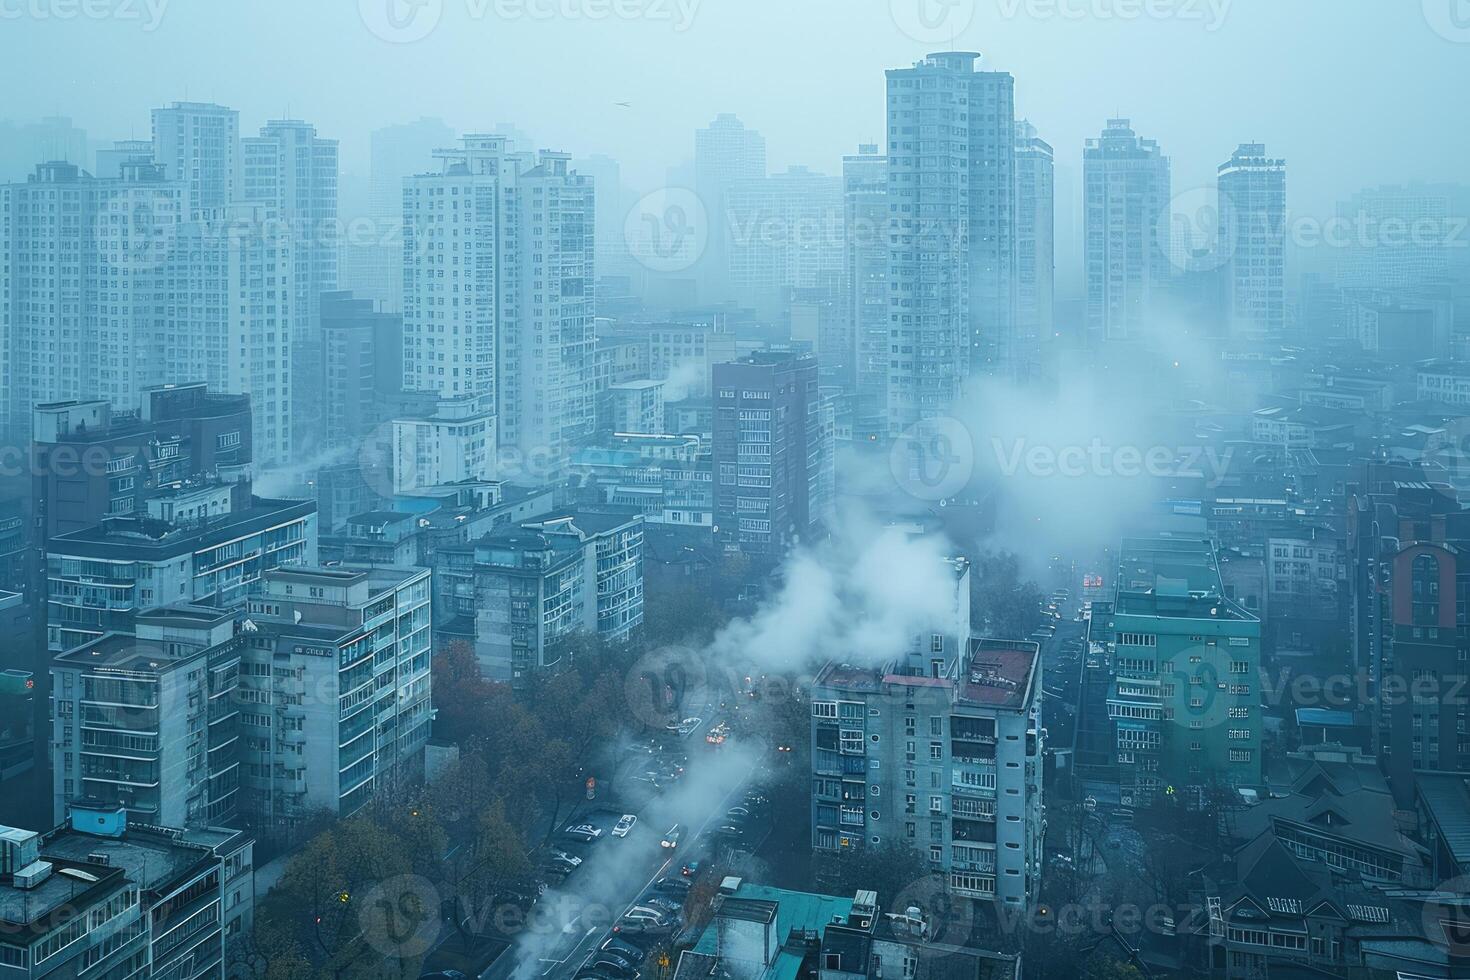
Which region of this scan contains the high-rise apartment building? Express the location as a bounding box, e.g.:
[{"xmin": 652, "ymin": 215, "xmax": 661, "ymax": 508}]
[
  {"xmin": 51, "ymin": 605, "xmax": 243, "ymax": 826},
  {"xmin": 434, "ymin": 511, "xmax": 643, "ymax": 686},
  {"xmin": 338, "ymin": 117, "xmax": 454, "ymax": 313},
  {"xmin": 501, "ymin": 152, "xmax": 596, "ymax": 464},
  {"xmin": 843, "ymin": 144, "xmax": 887, "ymax": 440},
  {"xmin": 151, "ymin": 101, "xmax": 240, "ymax": 217},
  {"xmin": 1014, "ymin": 121, "xmax": 1054, "ymax": 381},
  {"xmin": 320, "ymin": 290, "xmax": 403, "ymax": 453},
  {"xmin": 1218, "ymin": 143, "xmax": 1286, "ymax": 342},
  {"xmin": 166, "ymin": 204, "xmax": 294, "ymax": 464},
  {"xmin": 723, "ymin": 166, "xmax": 844, "ymax": 318},
  {"xmin": 402, "ymin": 137, "xmax": 595, "ymax": 472},
  {"xmin": 694, "ymin": 114, "xmax": 766, "ymax": 303},
  {"xmin": 809, "ymin": 558, "xmax": 1045, "ymax": 910},
  {"xmin": 0, "ymin": 161, "xmax": 183, "ymax": 436},
  {"xmin": 1346, "ymin": 478, "xmax": 1470, "ymax": 807},
  {"xmin": 712, "ymin": 350, "xmax": 830, "ymax": 562},
  {"xmin": 240, "ymin": 566, "xmax": 432, "ymax": 827},
  {"xmin": 243, "ymin": 120, "xmax": 339, "ymax": 449},
  {"xmin": 1083, "ymin": 119, "xmax": 1172, "ymax": 343},
  {"xmin": 1334, "ymin": 183, "xmax": 1470, "ymax": 294},
  {"xmin": 885, "ymin": 52, "xmax": 1015, "ymax": 435}
]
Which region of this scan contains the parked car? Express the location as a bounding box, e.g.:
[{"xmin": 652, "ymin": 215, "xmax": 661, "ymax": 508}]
[
  {"xmin": 653, "ymin": 876, "xmax": 693, "ymax": 895},
  {"xmin": 589, "ymin": 952, "xmax": 638, "ymax": 977},
  {"xmin": 638, "ymin": 895, "xmax": 683, "ymax": 915},
  {"xmin": 600, "ymin": 936, "xmax": 648, "ymax": 964},
  {"xmin": 612, "ymin": 814, "xmax": 637, "ymax": 837},
  {"xmin": 660, "ymin": 824, "xmax": 682, "ymax": 849},
  {"xmin": 545, "ymin": 850, "xmax": 582, "ymax": 870},
  {"xmin": 562, "ymin": 824, "xmax": 604, "ymax": 842}
]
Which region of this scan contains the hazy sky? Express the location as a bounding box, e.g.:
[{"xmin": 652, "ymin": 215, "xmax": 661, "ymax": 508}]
[{"xmin": 5, "ymin": 0, "xmax": 1467, "ymax": 224}]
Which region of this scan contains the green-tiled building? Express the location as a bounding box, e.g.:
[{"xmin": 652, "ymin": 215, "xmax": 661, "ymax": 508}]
[{"xmin": 1104, "ymin": 537, "xmax": 1262, "ymax": 804}]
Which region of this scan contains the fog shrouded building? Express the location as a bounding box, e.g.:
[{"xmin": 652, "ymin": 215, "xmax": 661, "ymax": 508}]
[
  {"xmin": 1333, "ymin": 182, "xmax": 1470, "ymax": 294},
  {"xmin": 1014, "ymin": 120, "xmax": 1054, "ymax": 382},
  {"xmin": 1219, "ymin": 143, "xmax": 1287, "ymax": 343},
  {"xmin": 723, "ymin": 166, "xmax": 843, "ymax": 318},
  {"xmin": 151, "ymin": 101, "xmax": 240, "ymax": 217},
  {"xmin": 167, "ymin": 204, "xmax": 294, "ymax": 464},
  {"xmin": 885, "ymin": 52, "xmax": 1016, "ymax": 437},
  {"xmin": 695, "ymin": 113, "xmax": 767, "ymax": 303},
  {"xmin": 94, "ymin": 138, "xmax": 152, "ymax": 179},
  {"xmin": 243, "ymin": 119, "xmax": 338, "ymax": 449},
  {"xmin": 337, "ymin": 117, "xmax": 455, "ymax": 313},
  {"xmin": 844, "ymin": 144, "xmax": 888, "ymax": 441},
  {"xmin": 402, "ymin": 137, "xmax": 594, "ymax": 474},
  {"xmin": 1083, "ymin": 118, "xmax": 1172, "ymax": 343},
  {"xmin": 712, "ymin": 350, "xmax": 830, "ymax": 562},
  {"xmin": 0, "ymin": 161, "xmax": 183, "ymax": 436},
  {"xmin": 320, "ymin": 290, "xmax": 403, "ymax": 453}
]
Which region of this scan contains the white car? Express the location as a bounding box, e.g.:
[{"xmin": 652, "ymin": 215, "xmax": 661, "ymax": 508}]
[{"xmin": 612, "ymin": 814, "xmax": 637, "ymax": 838}]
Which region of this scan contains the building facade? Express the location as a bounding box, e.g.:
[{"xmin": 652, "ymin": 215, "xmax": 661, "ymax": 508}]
[
  {"xmin": 843, "ymin": 144, "xmax": 887, "ymax": 441},
  {"xmin": 240, "ymin": 566, "xmax": 432, "ymax": 828},
  {"xmin": 151, "ymin": 101, "xmax": 239, "ymax": 217},
  {"xmin": 1218, "ymin": 143, "xmax": 1287, "ymax": 343},
  {"xmin": 884, "ymin": 52, "xmax": 1016, "ymax": 435},
  {"xmin": 712, "ymin": 350, "xmax": 830, "ymax": 562},
  {"xmin": 810, "ymin": 593, "xmax": 1045, "ymax": 912},
  {"xmin": 1083, "ymin": 119, "xmax": 1171, "ymax": 343},
  {"xmin": 1014, "ymin": 120, "xmax": 1055, "ymax": 383}
]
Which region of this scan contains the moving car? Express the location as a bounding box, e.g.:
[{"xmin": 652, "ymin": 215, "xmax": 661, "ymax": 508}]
[
  {"xmin": 660, "ymin": 824, "xmax": 682, "ymax": 849},
  {"xmin": 680, "ymin": 859, "xmax": 703, "ymax": 877},
  {"xmin": 612, "ymin": 814, "xmax": 637, "ymax": 837}
]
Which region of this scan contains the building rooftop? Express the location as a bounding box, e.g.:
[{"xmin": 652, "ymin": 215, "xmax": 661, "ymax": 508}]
[
  {"xmin": 53, "ymin": 632, "xmax": 211, "ymax": 672},
  {"xmin": 814, "ymin": 640, "xmax": 1038, "ymax": 712},
  {"xmin": 688, "ymin": 883, "xmax": 853, "ymax": 980},
  {"xmin": 954, "ymin": 642, "xmax": 1039, "ymax": 711},
  {"xmin": 50, "ymin": 497, "xmax": 315, "ymax": 559},
  {"xmin": 0, "ymin": 857, "xmax": 129, "ymax": 934},
  {"xmin": 1416, "ymin": 773, "xmax": 1470, "ymax": 872}
]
